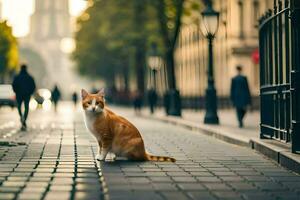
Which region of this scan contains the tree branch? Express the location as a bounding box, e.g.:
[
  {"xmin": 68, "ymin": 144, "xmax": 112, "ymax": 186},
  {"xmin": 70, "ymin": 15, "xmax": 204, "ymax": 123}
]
[
  {"xmin": 155, "ymin": 0, "xmax": 172, "ymax": 48},
  {"xmin": 171, "ymin": 0, "xmax": 184, "ymax": 49}
]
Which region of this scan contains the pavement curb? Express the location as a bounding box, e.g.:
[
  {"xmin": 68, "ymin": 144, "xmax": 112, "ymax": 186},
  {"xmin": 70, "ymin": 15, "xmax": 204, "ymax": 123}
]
[{"xmin": 143, "ymin": 114, "xmax": 300, "ymax": 175}]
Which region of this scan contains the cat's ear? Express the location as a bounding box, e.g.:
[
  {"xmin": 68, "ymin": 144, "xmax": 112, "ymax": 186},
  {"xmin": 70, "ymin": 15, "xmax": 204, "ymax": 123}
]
[
  {"xmin": 81, "ymin": 89, "xmax": 88, "ymax": 99},
  {"xmin": 98, "ymin": 88, "xmax": 105, "ymax": 97}
]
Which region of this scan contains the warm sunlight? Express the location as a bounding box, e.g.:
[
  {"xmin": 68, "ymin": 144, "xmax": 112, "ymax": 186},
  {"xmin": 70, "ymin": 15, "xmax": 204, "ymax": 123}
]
[{"xmin": 1, "ymin": 0, "xmax": 87, "ymax": 37}]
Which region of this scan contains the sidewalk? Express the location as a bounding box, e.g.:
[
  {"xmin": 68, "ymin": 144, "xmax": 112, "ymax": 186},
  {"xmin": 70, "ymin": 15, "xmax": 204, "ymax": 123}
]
[
  {"xmin": 142, "ymin": 108, "xmax": 300, "ymax": 174},
  {"xmin": 1, "ymin": 104, "xmax": 300, "ymax": 200},
  {"xmin": 148, "ymin": 109, "xmax": 259, "ymax": 146}
]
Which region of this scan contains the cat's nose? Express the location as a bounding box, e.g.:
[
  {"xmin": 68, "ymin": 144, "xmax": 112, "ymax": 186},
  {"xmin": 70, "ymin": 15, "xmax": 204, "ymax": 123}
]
[{"xmin": 92, "ymin": 107, "xmax": 96, "ymax": 111}]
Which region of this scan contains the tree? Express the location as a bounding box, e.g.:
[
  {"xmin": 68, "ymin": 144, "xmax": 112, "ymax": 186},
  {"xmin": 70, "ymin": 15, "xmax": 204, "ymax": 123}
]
[
  {"xmin": 73, "ymin": 0, "xmax": 160, "ymax": 94},
  {"xmin": 151, "ymin": 0, "xmax": 200, "ymax": 115},
  {"xmin": 0, "ymin": 21, "xmax": 19, "ymax": 82},
  {"xmin": 73, "ymin": 0, "xmax": 199, "ymax": 101}
]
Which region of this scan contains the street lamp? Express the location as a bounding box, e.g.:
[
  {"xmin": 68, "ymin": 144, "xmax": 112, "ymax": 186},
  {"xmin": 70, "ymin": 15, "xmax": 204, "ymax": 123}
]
[
  {"xmin": 148, "ymin": 43, "xmax": 162, "ymax": 90},
  {"xmin": 201, "ymin": 3, "xmax": 220, "ymax": 124}
]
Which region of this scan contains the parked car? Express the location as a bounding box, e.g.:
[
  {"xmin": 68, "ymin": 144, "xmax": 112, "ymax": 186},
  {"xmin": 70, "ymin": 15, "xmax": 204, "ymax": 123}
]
[{"xmin": 0, "ymin": 84, "xmax": 16, "ymax": 108}]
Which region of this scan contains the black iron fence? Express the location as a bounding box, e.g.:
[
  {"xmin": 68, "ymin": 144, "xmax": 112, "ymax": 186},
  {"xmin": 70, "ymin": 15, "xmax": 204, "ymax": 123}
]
[{"xmin": 259, "ymin": 0, "xmax": 300, "ymax": 152}]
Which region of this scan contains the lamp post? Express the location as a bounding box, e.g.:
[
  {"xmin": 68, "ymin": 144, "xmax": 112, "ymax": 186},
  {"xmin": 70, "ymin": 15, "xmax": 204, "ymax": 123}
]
[
  {"xmin": 147, "ymin": 43, "xmax": 162, "ymax": 114},
  {"xmin": 201, "ymin": 2, "xmax": 220, "ymax": 124},
  {"xmin": 148, "ymin": 43, "xmax": 162, "ymax": 90}
]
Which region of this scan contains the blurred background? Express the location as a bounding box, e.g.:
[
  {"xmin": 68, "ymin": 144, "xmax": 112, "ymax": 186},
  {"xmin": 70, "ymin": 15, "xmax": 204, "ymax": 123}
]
[{"xmin": 0, "ymin": 0, "xmax": 273, "ymax": 110}]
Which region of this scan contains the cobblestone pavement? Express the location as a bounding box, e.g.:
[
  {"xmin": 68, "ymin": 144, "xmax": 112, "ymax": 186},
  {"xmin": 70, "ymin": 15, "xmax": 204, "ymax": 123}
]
[{"xmin": 0, "ymin": 104, "xmax": 300, "ymax": 200}]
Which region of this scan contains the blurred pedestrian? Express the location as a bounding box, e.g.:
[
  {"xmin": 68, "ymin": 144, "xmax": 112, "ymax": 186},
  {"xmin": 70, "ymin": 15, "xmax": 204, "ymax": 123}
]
[
  {"xmin": 230, "ymin": 65, "xmax": 251, "ymax": 128},
  {"xmin": 148, "ymin": 88, "xmax": 157, "ymax": 114},
  {"xmin": 72, "ymin": 91, "xmax": 78, "ymax": 108},
  {"xmin": 163, "ymin": 92, "xmax": 170, "ymax": 115},
  {"xmin": 91, "ymin": 86, "xmax": 98, "ymax": 94},
  {"xmin": 12, "ymin": 64, "xmax": 36, "ymax": 131},
  {"xmin": 133, "ymin": 90, "xmax": 143, "ymax": 115},
  {"xmin": 51, "ymin": 85, "xmax": 61, "ymax": 112}
]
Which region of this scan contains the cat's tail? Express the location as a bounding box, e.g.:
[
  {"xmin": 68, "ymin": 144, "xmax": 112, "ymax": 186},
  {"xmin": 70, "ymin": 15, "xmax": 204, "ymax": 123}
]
[{"xmin": 145, "ymin": 153, "xmax": 176, "ymax": 162}]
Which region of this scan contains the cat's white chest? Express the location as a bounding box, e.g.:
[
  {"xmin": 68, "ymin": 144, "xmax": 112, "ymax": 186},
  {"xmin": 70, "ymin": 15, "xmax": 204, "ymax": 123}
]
[{"xmin": 83, "ymin": 112, "xmax": 98, "ymax": 136}]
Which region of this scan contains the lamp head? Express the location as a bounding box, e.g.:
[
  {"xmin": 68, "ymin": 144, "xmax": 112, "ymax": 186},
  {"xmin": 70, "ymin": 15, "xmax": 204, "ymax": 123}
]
[{"xmin": 201, "ymin": 5, "xmax": 220, "ymax": 37}]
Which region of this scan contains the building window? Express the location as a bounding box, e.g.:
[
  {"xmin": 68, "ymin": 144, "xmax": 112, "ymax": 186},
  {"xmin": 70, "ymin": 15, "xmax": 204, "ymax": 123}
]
[{"xmin": 238, "ymin": 0, "xmax": 244, "ymax": 38}]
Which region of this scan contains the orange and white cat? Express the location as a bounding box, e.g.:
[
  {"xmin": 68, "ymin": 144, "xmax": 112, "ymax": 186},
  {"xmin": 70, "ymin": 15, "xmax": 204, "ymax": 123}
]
[{"xmin": 81, "ymin": 89, "xmax": 175, "ymax": 162}]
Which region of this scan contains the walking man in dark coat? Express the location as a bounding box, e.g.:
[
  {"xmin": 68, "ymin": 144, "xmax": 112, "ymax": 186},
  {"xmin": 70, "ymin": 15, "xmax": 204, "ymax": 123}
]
[
  {"xmin": 230, "ymin": 65, "xmax": 251, "ymax": 128},
  {"xmin": 148, "ymin": 88, "xmax": 158, "ymax": 114},
  {"xmin": 51, "ymin": 85, "xmax": 61, "ymax": 112},
  {"xmin": 12, "ymin": 64, "xmax": 36, "ymax": 131}
]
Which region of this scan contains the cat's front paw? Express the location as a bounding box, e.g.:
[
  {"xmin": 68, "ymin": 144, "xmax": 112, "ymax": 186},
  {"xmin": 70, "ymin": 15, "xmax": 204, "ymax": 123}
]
[{"xmin": 96, "ymin": 154, "xmax": 105, "ymax": 161}]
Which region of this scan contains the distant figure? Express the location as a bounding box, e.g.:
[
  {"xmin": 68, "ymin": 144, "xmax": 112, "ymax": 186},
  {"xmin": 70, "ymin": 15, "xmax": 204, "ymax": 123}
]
[
  {"xmin": 133, "ymin": 91, "xmax": 143, "ymax": 115},
  {"xmin": 12, "ymin": 64, "xmax": 36, "ymax": 131},
  {"xmin": 148, "ymin": 88, "xmax": 157, "ymax": 114},
  {"xmin": 51, "ymin": 85, "xmax": 61, "ymax": 112},
  {"xmin": 91, "ymin": 86, "xmax": 98, "ymax": 94},
  {"xmin": 72, "ymin": 92, "xmax": 78, "ymax": 108},
  {"xmin": 163, "ymin": 92, "xmax": 170, "ymax": 115},
  {"xmin": 230, "ymin": 65, "xmax": 251, "ymax": 128}
]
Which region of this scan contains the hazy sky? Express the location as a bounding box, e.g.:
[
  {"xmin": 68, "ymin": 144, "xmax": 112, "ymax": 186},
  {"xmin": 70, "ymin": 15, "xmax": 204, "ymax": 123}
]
[{"xmin": 1, "ymin": 0, "xmax": 87, "ymax": 37}]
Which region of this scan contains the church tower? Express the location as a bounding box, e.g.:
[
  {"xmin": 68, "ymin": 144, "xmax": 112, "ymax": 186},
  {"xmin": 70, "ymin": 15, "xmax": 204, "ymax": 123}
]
[
  {"xmin": 30, "ymin": 0, "xmax": 71, "ymax": 40},
  {"xmin": 24, "ymin": 0, "xmax": 74, "ymax": 95}
]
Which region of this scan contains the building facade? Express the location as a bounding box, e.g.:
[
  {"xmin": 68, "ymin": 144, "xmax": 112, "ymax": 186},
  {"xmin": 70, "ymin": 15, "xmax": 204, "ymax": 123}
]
[
  {"xmin": 19, "ymin": 0, "xmax": 78, "ymax": 95},
  {"xmin": 171, "ymin": 0, "xmax": 273, "ymax": 108}
]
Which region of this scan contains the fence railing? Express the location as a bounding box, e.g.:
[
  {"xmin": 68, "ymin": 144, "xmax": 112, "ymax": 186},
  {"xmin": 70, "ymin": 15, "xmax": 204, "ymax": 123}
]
[{"xmin": 259, "ymin": 0, "xmax": 300, "ymax": 153}]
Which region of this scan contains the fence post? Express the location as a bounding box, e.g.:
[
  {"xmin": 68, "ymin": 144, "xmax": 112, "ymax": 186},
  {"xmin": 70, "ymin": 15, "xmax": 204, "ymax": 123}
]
[{"xmin": 290, "ymin": 0, "xmax": 300, "ymax": 153}]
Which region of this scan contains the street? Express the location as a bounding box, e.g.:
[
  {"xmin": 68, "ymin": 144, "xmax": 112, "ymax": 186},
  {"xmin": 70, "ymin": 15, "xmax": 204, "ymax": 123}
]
[{"xmin": 0, "ymin": 103, "xmax": 299, "ymax": 200}]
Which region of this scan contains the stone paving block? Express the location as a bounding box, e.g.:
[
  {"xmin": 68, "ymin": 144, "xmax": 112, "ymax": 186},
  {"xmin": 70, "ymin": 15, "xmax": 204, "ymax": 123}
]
[
  {"xmin": 189, "ymin": 171, "xmax": 213, "ymax": 176},
  {"xmin": 75, "ymin": 183, "xmax": 101, "ymax": 191},
  {"xmin": 241, "ymin": 192, "xmax": 275, "ymax": 200},
  {"xmin": 32, "ymin": 172, "xmax": 53, "ymax": 177},
  {"xmin": 23, "ymin": 183, "xmax": 48, "ymax": 190},
  {"xmin": 9, "ymin": 172, "xmax": 32, "ymax": 177},
  {"xmin": 51, "ymin": 177, "xmax": 74, "ymax": 184},
  {"xmin": 2, "ymin": 181, "xmax": 26, "ymax": 187},
  {"xmin": 153, "ymin": 183, "xmax": 178, "ymax": 191},
  {"xmin": 74, "ymin": 191, "xmax": 103, "ymax": 200},
  {"xmin": 145, "ymin": 172, "xmax": 167, "ymax": 177},
  {"xmin": 187, "ymin": 191, "xmax": 217, "ymax": 200},
  {"xmin": 213, "ymin": 191, "xmax": 243, "ymax": 200},
  {"xmin": 243, "ymin": 176, "xmax": 271, "ymax": 182},
  {"xmin": 28, "ymin": 177, "xmax": 52, "ymax": 182},
  {"xmin": 228, "ymin": 182, "xmax": 257, "ymax": 191},
  {"xmin": 254, "ymin": 182, "xmax": 288, "ymax": 191},
  {"xmin": 150, "ymin": 177, "xmax": 173, "ymax": 182},
  {"xmin": 219, "ymin": 176, "xmax": 244, "ymax": 182},
  {"xmin": 44, "ymin": 192, "xmax": 70, "ymax": 200},
  {"xmin": 49, "ymin": 185, "xmax": 73, "ymax": 191},
  {"xmin": 166, "ymin": 172, "xmax": 191, "ymax": 177},
  {"xmin": 0, "ymin": 193, "xmax": 15, "ymax": 200},
  {"xmin": 123, "ymin": 172, "xmax": 147, "ymax": 177},
  {"xmin": 172, "ymin": 176, "xmax": 197, "ymax": 182},
  {"xmin": 203, "ymin": 183, "xmax": 232, "ymax": 191},
  {"xmin": 196, "ymin": 176, "xmax": 222, "ymax": 182},
  {"xmin": 127, "ymin": 177, "xmax": 150, "ymax": 184},
  {"xmin": 7, "ymin": 176, "xmax": 29, "ymax": 181},
  {"xmin": 161, "ymin": 191, "xmax": 190, "ymax": 200},
  {"xmin": 177, "ymin": 183, "xmax": 205, "ymax": 190},
  {"xmin": 75, "ymin": 177, "xmax": 100, "ymax": 184},
  {"xmin": 0, "ymin": 186, "xmax": 21, "ymax": 193},
  {"xmin": 17, "ymin": 192, "xmax": 43, "ymax": 200}
]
